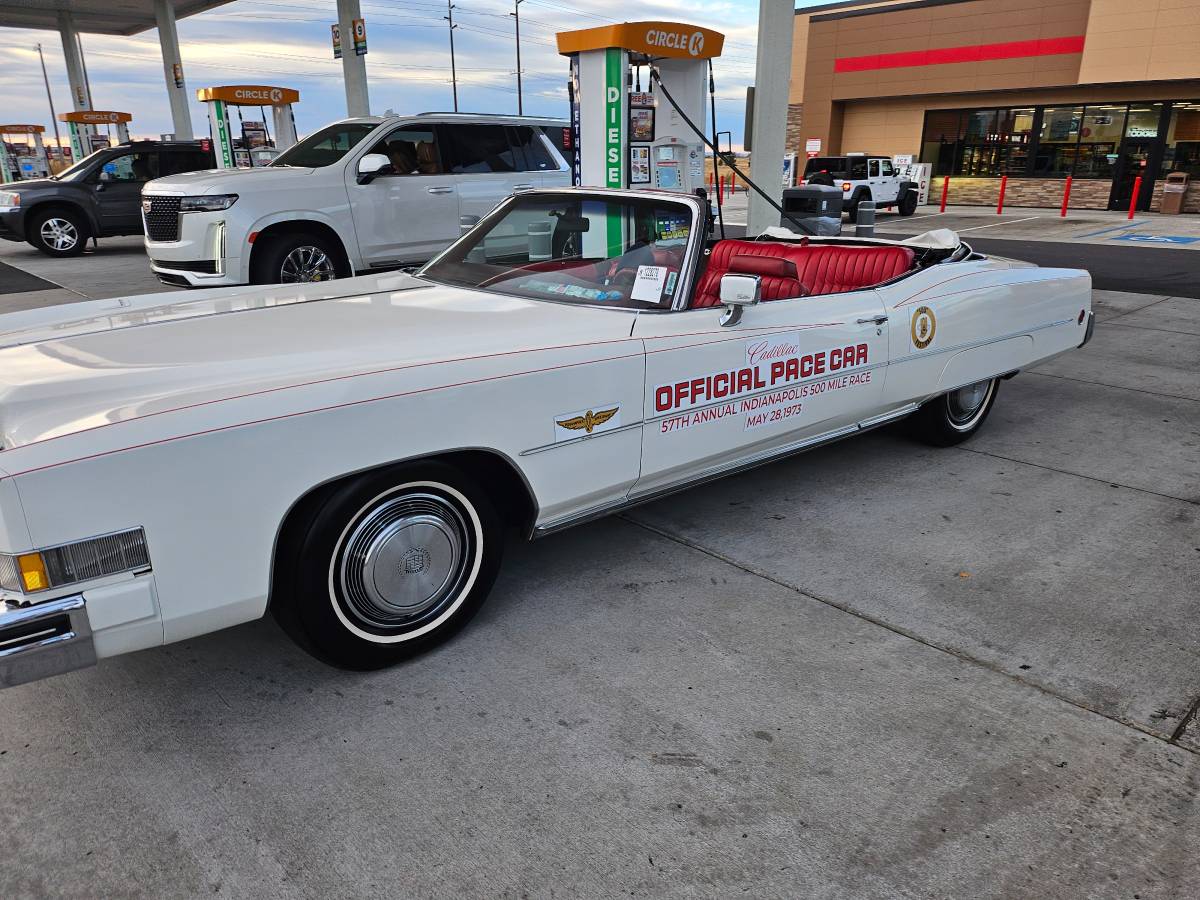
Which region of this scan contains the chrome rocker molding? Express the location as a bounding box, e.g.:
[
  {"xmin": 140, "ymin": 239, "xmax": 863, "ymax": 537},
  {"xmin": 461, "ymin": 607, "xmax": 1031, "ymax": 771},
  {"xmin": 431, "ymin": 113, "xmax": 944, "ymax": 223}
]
[
  {"xmin": 0, "ymin": 594, "xmax": 96, "ymax": 688},
  {"xmin": 534, "ymin": 401, "xmax": 921, "ymax": 537}
]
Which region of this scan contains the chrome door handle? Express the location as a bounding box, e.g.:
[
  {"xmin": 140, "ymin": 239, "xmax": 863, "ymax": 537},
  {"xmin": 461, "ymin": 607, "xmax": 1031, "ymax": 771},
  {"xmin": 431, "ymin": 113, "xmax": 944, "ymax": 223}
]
[
  {"xmin": 427, "ymin": 186, "xmax": 454, "ymax": 194},
  {"xmin": 857, "ymin": 314, "xmax": 888, "ymax": 325}
]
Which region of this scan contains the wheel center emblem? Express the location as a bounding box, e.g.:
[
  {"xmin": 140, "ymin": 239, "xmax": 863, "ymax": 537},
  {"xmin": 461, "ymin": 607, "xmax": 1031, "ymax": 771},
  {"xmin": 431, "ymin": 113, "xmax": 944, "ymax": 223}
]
[{"xmin": 401, "ymin": 547, "xmax": 431, "ymax": 575}]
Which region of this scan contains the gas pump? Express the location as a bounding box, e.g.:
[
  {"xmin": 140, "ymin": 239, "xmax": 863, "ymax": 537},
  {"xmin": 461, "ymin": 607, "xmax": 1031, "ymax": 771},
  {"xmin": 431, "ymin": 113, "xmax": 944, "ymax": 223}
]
[
  {"xmin": 58, "ymin": 111, "xmax": 132, "ymax": 159},
  {"xmin": 556, "ymin": 22, "xmax": 724, "ymax": 194},
  {"xmin": 0, "ymin": 125, "xmax": 51, "ymax": 180},
  {"xmin": 196, "ymin": 86, "xmax": 299, "ymax": 170}
]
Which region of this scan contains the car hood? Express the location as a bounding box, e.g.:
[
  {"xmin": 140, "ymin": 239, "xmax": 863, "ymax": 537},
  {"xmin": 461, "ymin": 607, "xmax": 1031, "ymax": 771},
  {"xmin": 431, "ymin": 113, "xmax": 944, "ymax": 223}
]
[
  {"xmin": 1, "ymin": 178, "xmax": 57, "ymax": 193},
  {"xmin": 143, "ymin": 165, "xmax": 316, "ymax": 194},
  {"xmin": 0, "ymin": 271, "xmax": 637, "ymax": 450}
]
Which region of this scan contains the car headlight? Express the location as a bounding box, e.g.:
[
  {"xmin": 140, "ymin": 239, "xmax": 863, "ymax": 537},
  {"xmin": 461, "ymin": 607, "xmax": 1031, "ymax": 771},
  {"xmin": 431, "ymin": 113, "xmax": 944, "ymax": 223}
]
[
  {"xmin": 0, "ymin": 527, "xmax": 150, "ymax": 595},
  {"xmin": 179, "ymin": 194, "xmax": 238, "ymax": 212},
  {"xmin": 0, "ymin": 191, "xmax": 20, "ymax": 208}
]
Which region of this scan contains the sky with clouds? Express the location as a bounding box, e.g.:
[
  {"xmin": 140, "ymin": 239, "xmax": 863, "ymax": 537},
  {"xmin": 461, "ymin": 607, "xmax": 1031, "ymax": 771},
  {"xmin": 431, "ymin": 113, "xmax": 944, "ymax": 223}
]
[{"xmin": 0, "ymin": 0, "xmax": 825, "ymax": 151}]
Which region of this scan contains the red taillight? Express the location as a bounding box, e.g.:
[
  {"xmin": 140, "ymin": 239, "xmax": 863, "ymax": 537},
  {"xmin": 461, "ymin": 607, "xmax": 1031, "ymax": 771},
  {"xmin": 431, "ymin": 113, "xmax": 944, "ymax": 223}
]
[{"xmin": 1078, "ymin": 309, "xmax": 1086, "ymax": 324}]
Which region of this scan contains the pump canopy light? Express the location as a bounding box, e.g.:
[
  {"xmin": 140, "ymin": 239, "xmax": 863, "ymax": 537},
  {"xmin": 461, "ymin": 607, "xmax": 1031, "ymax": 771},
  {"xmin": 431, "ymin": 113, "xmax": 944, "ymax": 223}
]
[{"xmin": 556, "ymin": 21, "xmax": 724, "ymax": 195}]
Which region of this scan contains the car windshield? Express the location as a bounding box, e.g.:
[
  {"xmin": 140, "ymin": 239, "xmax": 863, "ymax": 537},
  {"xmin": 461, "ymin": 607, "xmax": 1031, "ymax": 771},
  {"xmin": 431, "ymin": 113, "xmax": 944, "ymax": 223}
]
[
  {"xmin": 270, "ymin": 122, "xmax": 378, "ymax": 168},
  {"xmin": 420, "ymin": 193, "xmax": 694, "ymax": 310},
  {"xmin": 53, "ymin": 148, "xmax": 111, "ymax": 182}
]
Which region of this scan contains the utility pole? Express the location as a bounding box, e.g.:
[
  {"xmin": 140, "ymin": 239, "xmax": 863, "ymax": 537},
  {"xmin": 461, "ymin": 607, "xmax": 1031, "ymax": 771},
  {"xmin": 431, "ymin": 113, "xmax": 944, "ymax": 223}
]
[
  {"xmin": 510, "ymin": 0, "xmax": 525, "ymax": 115},
  {"xmin": 445, "ymin": 0, "xmax": 459, "ymax": 112},
  {"xmin": 37, "ymin": 43, "xmax": 63, "ymax": 155}
]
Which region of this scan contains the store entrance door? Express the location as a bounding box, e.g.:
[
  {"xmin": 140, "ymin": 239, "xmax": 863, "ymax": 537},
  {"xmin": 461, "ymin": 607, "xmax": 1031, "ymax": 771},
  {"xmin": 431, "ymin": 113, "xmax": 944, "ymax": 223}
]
[{"xmin": 1109, "ymin": 138, "xmax": 1164, "ymax": 211}]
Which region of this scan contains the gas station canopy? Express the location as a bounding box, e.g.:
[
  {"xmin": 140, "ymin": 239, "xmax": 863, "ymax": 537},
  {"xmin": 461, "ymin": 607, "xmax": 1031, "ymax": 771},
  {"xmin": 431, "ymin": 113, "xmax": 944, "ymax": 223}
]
[{"xmin": 0, "ymin": 0, "xmax": 234, "ymax": 36}]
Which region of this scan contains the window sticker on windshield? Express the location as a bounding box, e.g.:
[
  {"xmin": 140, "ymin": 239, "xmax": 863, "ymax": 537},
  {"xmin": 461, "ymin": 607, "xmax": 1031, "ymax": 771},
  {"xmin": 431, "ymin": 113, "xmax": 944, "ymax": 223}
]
[
  {"xmin": 631, "ymin": 265, "xmax": 668, "ymax": 302},
  {"xmin": 665, "ymin": 270, "xmax": 678, "ymax": 295}
]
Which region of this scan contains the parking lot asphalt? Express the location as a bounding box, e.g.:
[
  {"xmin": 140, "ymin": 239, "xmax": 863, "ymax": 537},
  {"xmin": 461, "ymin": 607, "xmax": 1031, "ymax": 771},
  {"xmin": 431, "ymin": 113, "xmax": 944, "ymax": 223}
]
[{"xmin": 1, "ymin": 227, "xmax": 1199, "ymax": 898}]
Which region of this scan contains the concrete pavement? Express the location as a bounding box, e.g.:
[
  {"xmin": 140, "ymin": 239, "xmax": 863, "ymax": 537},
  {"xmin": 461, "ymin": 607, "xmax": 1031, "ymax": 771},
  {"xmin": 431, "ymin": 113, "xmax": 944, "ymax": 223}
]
[{"xmin": 1, "ymin": 229, "xmax": 1199, "ymax": 897}]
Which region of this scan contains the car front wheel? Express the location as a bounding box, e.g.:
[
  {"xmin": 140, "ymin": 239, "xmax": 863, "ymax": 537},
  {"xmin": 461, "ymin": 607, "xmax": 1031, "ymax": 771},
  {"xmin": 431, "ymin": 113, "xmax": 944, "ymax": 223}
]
[
  {"xmin": 28, "ymin": 207, "xmax": 89, "ymax": 257},
  {"xmin": 252, "ymin": 232, "xmax": 344, "ymax": 285},
  {"xmin": 898, "ymin": 189, "xmax": 918, "ymax": 216},
  {"xmin": 278, "ymin": 462, "xmax": 504, "ymax": 669},
  {"xmin": 908, "ymin": 377, "xmax": 1000, "ymax": 446}
]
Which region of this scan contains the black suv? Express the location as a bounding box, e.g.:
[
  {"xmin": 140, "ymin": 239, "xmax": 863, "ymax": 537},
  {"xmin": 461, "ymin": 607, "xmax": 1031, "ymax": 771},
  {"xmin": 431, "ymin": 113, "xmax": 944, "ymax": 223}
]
[{"xmin": 0, "ymin": 140, "xmax": 215, "ymax": 257}]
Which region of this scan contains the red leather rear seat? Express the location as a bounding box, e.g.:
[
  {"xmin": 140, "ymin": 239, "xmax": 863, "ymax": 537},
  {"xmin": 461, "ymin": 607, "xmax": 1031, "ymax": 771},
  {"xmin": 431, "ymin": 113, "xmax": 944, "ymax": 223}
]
[{"xmin": 692, "ymin": 239, "xmax": 915, "ymax": 309}]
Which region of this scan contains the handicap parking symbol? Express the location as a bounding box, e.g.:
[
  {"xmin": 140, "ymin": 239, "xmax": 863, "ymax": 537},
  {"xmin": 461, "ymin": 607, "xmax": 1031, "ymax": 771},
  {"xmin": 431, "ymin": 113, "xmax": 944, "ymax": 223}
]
[{"xmin": 1112, "ymin": 233, "xmax": 1200, "ymax": 245}]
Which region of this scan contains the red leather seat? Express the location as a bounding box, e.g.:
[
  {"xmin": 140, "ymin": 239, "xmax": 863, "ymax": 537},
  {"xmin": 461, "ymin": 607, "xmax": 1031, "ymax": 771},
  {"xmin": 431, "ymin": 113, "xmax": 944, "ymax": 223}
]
[{"xmin": 692, "ymin": 239, "xmax": 915, "ymax": 309}]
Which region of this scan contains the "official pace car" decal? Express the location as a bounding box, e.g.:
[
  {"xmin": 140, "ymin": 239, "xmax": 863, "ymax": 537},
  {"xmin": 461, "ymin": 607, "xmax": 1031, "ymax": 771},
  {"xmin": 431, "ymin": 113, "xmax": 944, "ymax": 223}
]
[{"xmin": 654, "ymin": 332, "xmax": 873, "ymax": 433}]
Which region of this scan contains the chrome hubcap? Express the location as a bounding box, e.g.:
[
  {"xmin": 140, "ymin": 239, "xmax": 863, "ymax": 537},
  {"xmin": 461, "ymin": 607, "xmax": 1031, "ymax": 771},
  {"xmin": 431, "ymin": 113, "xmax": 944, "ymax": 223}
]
[
  {"xmin": 946, "ymin": 379, "xmax": 994, "ymax": 429},
  {"xmin": 338, "ymin": 493, "xmax": 471, "ymax": 629},
  {"xmin": 40, "ymin": 217, "xmax": 78, "ymax": 251},
  {"xmin": 279, "ymin": 246, "xmax": 335, "ymax": 283}
]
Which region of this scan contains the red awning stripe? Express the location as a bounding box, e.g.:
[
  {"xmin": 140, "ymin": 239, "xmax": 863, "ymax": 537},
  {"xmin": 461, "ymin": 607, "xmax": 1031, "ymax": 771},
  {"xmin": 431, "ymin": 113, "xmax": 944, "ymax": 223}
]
[{"xmin": 834, "ymin": 35, "xmax": 1085, "ymax": 73}]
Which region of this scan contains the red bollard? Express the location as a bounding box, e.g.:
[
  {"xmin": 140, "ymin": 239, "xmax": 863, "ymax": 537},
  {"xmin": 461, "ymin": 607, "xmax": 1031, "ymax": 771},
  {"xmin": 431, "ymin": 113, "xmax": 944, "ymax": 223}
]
[
  {"xmin": 1128, "ymin": 175, "xmax": 1142, "ymax": 220},
  {"xmin": 718, "ymin": 175, "xmax": 725, "ymax": 199},
  {"xmin": 997, "ymin": 175, "xmax": 1007, "ymax": 215},
  {"xmin": 1060, "ymin": 175, "xmax": 1072, "ymax": 217},
  {"xmin": 939, "ymin": 176, "xmax": 950, "ymax": 213}
]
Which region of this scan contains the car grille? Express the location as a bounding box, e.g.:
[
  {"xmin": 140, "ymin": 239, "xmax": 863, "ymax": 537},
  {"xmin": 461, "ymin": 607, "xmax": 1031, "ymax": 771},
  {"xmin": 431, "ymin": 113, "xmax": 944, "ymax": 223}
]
[{"xmin": 143, "ymin": 196, "xmax": 181, "ymax": 242}]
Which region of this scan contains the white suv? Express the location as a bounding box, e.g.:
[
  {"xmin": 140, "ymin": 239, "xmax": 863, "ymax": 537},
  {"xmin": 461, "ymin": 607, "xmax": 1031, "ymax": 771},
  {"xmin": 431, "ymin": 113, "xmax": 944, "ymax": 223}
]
[
  {"xmin": 142, "ymin": 113, "xmax": 570, "ymax": 287},
  {"xmin": 803, "ymin": 154, "xmax": 918, "ymax": 223}
]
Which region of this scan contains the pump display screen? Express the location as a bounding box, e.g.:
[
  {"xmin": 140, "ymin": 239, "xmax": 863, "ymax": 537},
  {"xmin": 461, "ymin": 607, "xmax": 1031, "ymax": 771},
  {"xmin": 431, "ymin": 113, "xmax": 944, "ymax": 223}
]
[{"xmin": 421, "ymin": 193, "xmax": 695, "ymax": 310}]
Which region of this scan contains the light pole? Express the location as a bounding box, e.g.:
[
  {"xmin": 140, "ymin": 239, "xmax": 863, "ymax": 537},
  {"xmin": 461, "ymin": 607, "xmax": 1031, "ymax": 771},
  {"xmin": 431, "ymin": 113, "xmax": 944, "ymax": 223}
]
[
  {"xmin": 445, "ymin": 0, "xmax": 459, "ymax": 112},
  {"xmin": 510, "ymin": 0, "xmax": 525, "ymax": 115}
]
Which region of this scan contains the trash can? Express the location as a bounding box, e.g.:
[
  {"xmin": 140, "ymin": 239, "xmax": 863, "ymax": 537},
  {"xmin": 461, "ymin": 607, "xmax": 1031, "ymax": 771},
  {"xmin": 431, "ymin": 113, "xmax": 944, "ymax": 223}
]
[
  {"xmin": 779, "ymin": 184, "xmax": 843, "ymax": 236},
  {"xmin": 1161, "ymin": 171, "xmax": 1189, "ymax": 215}
]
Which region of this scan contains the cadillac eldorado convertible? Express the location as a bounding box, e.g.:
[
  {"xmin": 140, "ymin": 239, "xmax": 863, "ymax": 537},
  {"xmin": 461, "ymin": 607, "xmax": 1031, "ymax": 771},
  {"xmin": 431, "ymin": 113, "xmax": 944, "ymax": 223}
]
[{"xmin": 0, "ymin": 188, "xmax": 1093, "ymax": 685}]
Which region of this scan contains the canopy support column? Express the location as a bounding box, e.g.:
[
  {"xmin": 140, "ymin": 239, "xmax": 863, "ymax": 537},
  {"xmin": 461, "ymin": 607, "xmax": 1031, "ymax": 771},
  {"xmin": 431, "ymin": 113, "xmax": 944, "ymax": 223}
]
[
  {"xmin": 154, "ymin": 0, "xmax": 194, "ymax": 139},
  {"xmin": 336, "ymin": 0, "xmax": 370, "ymax": 117}
]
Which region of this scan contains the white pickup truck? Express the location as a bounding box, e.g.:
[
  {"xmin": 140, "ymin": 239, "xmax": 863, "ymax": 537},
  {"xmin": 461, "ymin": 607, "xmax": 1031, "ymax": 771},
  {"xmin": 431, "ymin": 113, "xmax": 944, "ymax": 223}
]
[{"xmin": 142, "ymin": 113, "xmax": 571, "ymax": 287}]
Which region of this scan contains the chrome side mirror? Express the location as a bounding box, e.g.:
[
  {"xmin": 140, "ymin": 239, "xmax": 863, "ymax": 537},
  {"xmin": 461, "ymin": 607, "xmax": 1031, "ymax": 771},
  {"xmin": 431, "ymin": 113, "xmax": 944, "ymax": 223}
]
[
  {"xmin": 718, "ymin": 273, "xmax": 760, "ymax": 326},
  {"xmin": 356, "ymin": 153, "xmax": 391, "ymax": 184}
]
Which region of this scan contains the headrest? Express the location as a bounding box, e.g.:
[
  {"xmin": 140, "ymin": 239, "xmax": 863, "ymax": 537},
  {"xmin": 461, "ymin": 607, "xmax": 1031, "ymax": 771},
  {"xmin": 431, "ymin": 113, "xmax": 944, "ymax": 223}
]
[
  {"xmin": 416, "ymin": 142, "xmax": 438, "ymax": 162},
  {"xmin": 729, "ymin": 254, "xmax": 798, "ymax": 280}
]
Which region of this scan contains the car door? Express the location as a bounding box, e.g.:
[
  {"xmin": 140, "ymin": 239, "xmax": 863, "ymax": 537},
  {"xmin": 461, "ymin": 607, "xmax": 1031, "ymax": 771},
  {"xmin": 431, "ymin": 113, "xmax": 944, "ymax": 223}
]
[
  {"xmin": 349, "ymin": 124, "xmax": 461, "ymax": 266},
  {"xmin": 439, "ymin": 124, "xmax": 535, "ymax": 226},
  {"xmin": 877, "ymin": 158, "xmax": 901, "ymax": 204},
  {"xmin": 95, "ymin": 149, "xmax": 159, "ymax": 234},
  {"xmin": 632, "ymin": 286, "xmax": 891, "ymax": 497}
]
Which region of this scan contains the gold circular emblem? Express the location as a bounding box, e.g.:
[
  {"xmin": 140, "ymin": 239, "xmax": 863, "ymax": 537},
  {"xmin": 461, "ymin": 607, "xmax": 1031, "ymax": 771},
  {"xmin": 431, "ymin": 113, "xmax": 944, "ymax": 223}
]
[{"xmin": 911, "ymin": 306, "xmax": 936, "ymax": 349}]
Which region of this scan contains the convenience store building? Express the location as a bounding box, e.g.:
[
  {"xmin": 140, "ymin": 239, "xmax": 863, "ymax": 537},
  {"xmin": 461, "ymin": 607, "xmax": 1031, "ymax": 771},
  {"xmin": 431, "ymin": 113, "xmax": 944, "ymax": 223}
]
[{"xmin": 788, "ymin": 0, "xmax": 1200, "ymax": 212}]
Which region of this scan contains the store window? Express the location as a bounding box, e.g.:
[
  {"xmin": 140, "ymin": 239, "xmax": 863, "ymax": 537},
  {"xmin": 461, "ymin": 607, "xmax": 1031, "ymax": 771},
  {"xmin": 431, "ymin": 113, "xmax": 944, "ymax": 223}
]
[
  {"xmin": 1162, "ymin": 101, "xmax": 1200, "ymax": 178},
  {"xmin": 1034, "ymin": 106, "xmax": 1083, "ymax": 177},
  {"xmin": 1075, "ymin": 105, "xmax": 1126, "ymax": 180}
]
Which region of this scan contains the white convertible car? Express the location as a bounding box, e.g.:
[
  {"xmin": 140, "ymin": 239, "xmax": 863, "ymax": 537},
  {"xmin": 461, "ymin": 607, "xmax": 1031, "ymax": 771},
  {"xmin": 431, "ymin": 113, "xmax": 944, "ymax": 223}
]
[{"xmin": 0, "ymin": 188, "xmax": 1093, "ymax": 685}]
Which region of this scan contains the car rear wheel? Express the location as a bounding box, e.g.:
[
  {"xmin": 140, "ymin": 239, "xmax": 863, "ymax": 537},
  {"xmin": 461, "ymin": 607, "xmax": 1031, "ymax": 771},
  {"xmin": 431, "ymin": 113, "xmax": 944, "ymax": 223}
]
[
  {"xmin": 908, "ymin": 377, "xmax": 1000, "ymax": 446},
  {"xmin": 277, "ymin": 461, "xmax": 504, "ymax": 670},
  {"xmin": 898, "ymin": 188, "xmax": 919, "ymax": 216},
  {"xmin": 252, "ymin": 232, "xmax": 344, "ymax": 285},
  {"xmin": 28, "ymin": 207, "xmax": 89, "ymax": 257}
]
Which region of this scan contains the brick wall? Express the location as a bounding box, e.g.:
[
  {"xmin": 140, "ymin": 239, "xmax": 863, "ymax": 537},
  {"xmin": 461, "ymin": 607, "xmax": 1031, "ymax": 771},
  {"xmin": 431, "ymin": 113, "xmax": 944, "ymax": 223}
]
[
  {"xmin": 936, "ymin": 176, "xmax": 1200, "ymax": 213},
  {"xmin": 940, "ymin": 177, "xmax": 1112, "ymax": 210},
  {"xmin": 1148, "ymin": 182, "xmax": 1200, "ymax": 214},
  {"xmin": 786, "ymin": 104, "xmax": 803, "ymax": 158}
]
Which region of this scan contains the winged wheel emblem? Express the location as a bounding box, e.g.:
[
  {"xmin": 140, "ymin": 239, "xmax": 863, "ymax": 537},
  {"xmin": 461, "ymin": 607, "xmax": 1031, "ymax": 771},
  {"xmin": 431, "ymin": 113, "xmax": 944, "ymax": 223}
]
[{"xmin": 556, "ymin": 407, "xmax": 619, "ymax": 434}]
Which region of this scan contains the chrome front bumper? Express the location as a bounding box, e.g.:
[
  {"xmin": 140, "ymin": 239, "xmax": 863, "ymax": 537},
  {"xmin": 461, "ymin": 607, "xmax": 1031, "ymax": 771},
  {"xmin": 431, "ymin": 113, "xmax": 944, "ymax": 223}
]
[{"xmin": 0, "ymin": 595, "xmax": 96, "ymax": 688}]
